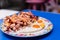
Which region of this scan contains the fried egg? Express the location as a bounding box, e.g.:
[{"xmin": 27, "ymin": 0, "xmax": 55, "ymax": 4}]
[{"xmin": 19, "ymin": 19, "xmax": 45, "ymax": 33}]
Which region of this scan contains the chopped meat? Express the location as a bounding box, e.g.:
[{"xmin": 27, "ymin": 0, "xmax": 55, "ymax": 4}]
[{"xmin": 3, "ymin": 12, "xmax": 38, "ymax": 32}]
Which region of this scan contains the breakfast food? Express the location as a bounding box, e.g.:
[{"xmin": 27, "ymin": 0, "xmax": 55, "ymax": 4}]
[
  {"xmin": 2, "ymin": 11, "xmax": 45, "ymax": 33},
  {"xmin": 1, "ymin": 11, "xmax": 53, "ymax": 37}
]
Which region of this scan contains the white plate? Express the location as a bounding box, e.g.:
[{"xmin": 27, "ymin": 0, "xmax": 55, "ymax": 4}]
[{"xmin": 1, "ymin": 17, "xmax": 53, "ymax": 37}]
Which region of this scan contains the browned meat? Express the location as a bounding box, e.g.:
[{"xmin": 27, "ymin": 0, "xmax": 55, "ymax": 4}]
[{"xmin": 3, "ymin": 12, "xmax": 38, "ymax": 32}]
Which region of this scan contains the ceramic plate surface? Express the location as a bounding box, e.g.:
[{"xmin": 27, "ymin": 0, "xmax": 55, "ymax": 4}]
[{"xmin": 0, "ymin": 17, "xmax": 53, "ymax": 37}]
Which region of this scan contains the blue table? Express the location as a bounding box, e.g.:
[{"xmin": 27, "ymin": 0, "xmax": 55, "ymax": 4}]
[{"xmin": 0, "ymin": 10, "xmax": 60, "ymax": 40}]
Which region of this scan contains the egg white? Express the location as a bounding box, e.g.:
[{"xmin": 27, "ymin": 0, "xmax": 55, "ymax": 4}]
[{"xmin": 18, "ymin": 21, "xmax": 43, "ymax": 33}]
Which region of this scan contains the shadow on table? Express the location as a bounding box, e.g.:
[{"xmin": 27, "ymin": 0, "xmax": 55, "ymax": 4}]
[{"xmin": 2, "ymin": 30, "xmax": 53, "ymax": 40}]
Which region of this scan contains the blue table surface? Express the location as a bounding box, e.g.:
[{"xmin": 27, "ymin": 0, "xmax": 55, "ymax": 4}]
[{"xmin": 0, "ymin": 10, "xmax": 60, "ymax": 40}]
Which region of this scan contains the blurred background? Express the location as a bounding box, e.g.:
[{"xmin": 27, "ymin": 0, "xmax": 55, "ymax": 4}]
[{"xmin": 0, "ymin": 0, "xmax": 60, "ymax": 13}]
